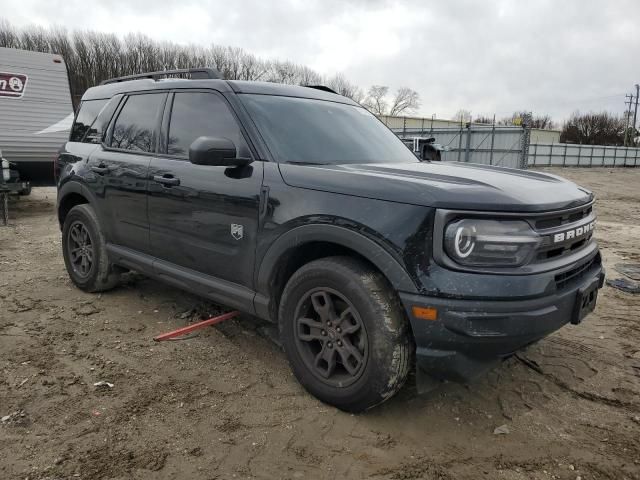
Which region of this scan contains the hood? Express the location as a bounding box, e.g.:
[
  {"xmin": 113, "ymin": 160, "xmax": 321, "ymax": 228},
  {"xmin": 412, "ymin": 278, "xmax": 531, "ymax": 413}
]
[{"xmin": 278, "ymin": 161, "xmax": 593, "ymax": 212}]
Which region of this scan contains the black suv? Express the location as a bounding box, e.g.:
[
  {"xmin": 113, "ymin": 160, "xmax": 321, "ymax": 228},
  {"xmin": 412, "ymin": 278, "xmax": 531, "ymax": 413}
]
[{"xmin": 56, "ymin": 68, "xmax": 604, "ymax": 412}]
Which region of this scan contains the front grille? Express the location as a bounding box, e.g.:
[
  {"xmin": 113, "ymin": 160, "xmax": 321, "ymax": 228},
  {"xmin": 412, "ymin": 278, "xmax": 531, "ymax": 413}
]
[
  {"xmin": 529, "ymin": 202, "xmax": 596, "ymax": 264},
  {"xmin": 534, "ymin": 204, "xmax": 592, "ymax": 230},
  {"xmin": 554, "ymin": 255, "xmax": 597, "ymax": 290},
  {"xmin": 536, "ymin": 235, "xmax": 592, "ymax": 261}
]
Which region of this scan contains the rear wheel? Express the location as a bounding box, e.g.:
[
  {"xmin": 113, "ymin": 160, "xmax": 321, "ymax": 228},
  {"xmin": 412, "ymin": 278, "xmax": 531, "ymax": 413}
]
[
  {"xmin": 279, "ymin": 256, "xmax": 413, "ymax": 412},
  {"xmin": 62, "ymin": 204, "xmax": 120, "ymax": 292}
]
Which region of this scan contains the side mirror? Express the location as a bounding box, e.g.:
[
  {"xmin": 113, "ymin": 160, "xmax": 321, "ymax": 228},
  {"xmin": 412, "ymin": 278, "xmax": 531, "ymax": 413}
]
[{"xmin": 188, "ymin": 136, "xmax": 252, "ymax": 167}]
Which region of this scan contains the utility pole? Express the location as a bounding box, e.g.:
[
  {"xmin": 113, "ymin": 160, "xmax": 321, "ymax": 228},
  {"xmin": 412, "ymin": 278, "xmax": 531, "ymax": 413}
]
[
  {"xmin": 625, "ymin": 93, "xmax": 634, "ymax": 146},
  {"xmin": 633, "ymin": 84, "xmax": 639, "ymax": 146}
]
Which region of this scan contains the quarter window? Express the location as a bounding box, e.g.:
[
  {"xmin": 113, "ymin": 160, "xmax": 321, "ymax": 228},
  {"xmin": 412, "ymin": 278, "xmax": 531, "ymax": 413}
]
[
  {"xmin": 70, "ymin": 99, "xmax": 108, "ymax": 142},
  {"xmin": 110, "ymin": 94, "xmax": 164, "ymax": 153},
  {"xmin": 83, "ymin": 95, "xmax": 122, "ymax": 144},
  {"xmin": 167, "ymin": 92, "xmax": 248, "ymax": 158}
]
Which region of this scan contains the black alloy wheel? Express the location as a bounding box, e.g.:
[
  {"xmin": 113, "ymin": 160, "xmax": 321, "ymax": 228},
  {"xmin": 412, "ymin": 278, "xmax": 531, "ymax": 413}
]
[
  {"xmin": 294, "ymin": 287, "xmax": 368, "ymax": 387},
  {"xmin": 67, "ymin": 220, "xmax": 94, "ymax": 278}
]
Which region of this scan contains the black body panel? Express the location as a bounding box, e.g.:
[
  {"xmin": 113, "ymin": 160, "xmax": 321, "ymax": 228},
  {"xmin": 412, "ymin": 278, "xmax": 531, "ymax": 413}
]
[
  {"xmin": 147, "ymin": 158, "xmax": 263, "ymax": 288},
  {"xmin": 279, "ymin": 162, "xmax": 592, "ymax": 212}
]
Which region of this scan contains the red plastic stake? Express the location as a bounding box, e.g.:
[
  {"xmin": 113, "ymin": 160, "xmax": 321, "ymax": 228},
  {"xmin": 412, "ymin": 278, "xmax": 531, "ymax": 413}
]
[{"xmin": 153, "ymin": 310, "xmax": 239, "ymax": 341}]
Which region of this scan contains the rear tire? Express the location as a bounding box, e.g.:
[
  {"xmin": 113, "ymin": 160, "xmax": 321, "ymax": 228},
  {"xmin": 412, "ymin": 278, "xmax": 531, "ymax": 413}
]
[
  {"xmin": 62, "ymin": 204, "xmax": 120, "ymax": 292},
  {"xmin": 279, "ymin": 256, "xmax": 413, "ymax": 412}
]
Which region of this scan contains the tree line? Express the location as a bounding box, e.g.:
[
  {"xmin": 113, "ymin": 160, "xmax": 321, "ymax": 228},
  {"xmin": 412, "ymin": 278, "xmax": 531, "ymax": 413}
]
[
  {"xmin": 2, "ymin": 20, "xmax": 633, "ymax": 146},
  {"xmin": 0, "ymin": 19, "xmax": 420, "ymax": 115}
]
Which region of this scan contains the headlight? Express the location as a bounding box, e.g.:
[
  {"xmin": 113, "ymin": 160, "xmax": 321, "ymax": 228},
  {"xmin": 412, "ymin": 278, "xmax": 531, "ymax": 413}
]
[{"xmin": 444, "ymin": 219, "xmax": 541, "ymax": 267}]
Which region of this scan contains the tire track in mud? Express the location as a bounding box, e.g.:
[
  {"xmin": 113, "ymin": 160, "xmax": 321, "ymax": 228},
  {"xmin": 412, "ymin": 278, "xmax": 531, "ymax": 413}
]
[{"xmin": 515, "ymin": 353, "xmax": 639, "ymax": 411}]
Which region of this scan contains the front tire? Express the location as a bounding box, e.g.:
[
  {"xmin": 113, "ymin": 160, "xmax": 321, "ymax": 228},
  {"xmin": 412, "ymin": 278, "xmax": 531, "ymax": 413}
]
[
  {"xmin": 279, "ymin": 256, "xmax": 413, "ymax": 412},
  {"xmin": 62, "ymin": 204, "xmax": 120, "ymax": 292}
]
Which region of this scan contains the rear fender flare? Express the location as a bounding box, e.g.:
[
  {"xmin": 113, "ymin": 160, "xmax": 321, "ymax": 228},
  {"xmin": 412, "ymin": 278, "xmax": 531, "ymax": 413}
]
[{"xmin": 57, "ymin": 180, "xmax": 100, "ymax": 226}]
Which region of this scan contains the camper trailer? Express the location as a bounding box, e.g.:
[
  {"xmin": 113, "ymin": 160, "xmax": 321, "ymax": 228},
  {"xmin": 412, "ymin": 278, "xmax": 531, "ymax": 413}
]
[{"xmin": 0, "ymin": 47, "xmax": 73, "ymax": 193}]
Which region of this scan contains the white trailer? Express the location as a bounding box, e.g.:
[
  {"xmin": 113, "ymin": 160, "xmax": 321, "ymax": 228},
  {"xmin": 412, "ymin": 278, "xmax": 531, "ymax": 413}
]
[{"xmin": 0, "ymin": 47, "xmax": 74, "ymax": 191}]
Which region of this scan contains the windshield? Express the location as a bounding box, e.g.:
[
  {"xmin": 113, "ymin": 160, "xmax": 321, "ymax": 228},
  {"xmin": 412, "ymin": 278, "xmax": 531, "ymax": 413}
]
[{"xmin": 239, "ymin": 94, "xmax": 419, "ymax": 165}]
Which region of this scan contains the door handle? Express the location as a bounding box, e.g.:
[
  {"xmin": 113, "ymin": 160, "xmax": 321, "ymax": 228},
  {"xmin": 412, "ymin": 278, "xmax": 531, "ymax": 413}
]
[
  {"xmin": 153, "ymin": 174, "xmax": 180, "ymax": 186},
  {"xmin": 90, "ymin": 165, "xmax": 110, "ymax": 174}
]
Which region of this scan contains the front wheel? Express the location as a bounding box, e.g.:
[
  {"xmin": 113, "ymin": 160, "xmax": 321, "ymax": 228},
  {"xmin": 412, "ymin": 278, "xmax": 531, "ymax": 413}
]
[{"xmin": 279, "ymin": 256, "xmax": 413, "ymax": 412}]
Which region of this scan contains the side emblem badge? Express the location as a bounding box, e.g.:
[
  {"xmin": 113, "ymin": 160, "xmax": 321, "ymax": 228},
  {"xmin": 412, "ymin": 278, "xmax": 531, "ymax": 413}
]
[{"xmin": 230, "ymin": 223, "xmax": 244, "ymax": 240}]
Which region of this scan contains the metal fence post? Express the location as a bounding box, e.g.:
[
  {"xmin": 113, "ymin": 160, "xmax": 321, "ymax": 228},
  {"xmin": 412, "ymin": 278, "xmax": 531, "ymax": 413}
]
[
  {"xmin": 589, "ymin": 146, "xmax": 594, "ymax": 167},
  {"xmin": 421, "ymin": 117, "xmax": 425, "ymax": 135},
  {"xmin": 518, "ymin": 113, "xmax": 532, "ymax": 169},
  {"xmin": 563, "ymin": 143, "xmax": 567, "ymax": 166},
  {"xmin": 624, "ymin": 146, "xmax": 628, "ymax": 167},
  {"xmin": 457, "ymin": 120, "xmax": 463, "ymax": 162},
  {"xmin": 549, "ymin": 141, "xmax": 553, "ymax": 166},
  {"xmin": 489, "ymin": 119, "xmax": 496, "ymax": 165},
  {"xmin": 402, "ymin": 116, "xmax": 407, "ymax": 138},
  {"xmin": 612, "ymin": 146, "xmax": 617, "ymax": 167},
  {"xmin": 532, "ymin": 142, "xmax": 538, "ymax": 166},
  {"xmin": 577, "ymin": 144, "xmax": 581, "ymax": 166},
  {"xmin": 464, "ymin": 122, "xmax": 472, "ymax": 162}
]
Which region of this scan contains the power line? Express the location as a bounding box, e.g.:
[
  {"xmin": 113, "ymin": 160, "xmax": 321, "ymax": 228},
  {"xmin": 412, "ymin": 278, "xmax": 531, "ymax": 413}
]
[{"xmin": 549, "ymin": 92, "xmax": 627, "ymax": 107}]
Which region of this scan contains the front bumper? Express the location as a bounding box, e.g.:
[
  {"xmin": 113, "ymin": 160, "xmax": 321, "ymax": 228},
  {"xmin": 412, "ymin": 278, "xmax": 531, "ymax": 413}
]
[{"xmin": 400, "ymin": 254, "xmax": 605, "ymax": 382}]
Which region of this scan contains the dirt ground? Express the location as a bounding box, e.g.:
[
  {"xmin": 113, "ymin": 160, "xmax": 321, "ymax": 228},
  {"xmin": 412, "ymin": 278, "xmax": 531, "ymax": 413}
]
[{"xmin": 1, "ymin": 167, "xmax": 639, "ymax": 480}]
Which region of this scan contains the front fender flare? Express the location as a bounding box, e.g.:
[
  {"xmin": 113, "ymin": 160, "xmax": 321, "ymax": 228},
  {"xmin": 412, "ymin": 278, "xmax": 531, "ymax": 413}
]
[{"xmin": 254, "ymin": 224, "xmax": 418, "ymax": 320}]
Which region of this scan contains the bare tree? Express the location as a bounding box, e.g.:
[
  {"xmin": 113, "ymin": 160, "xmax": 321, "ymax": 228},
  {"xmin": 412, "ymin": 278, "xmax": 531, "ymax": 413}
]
[
  {"xmin": 362, "ymin": 85, "xmax": 389, "ymax": 115},
  {"xmin": 473, "ymin": 115, "xmax": 494, "ymax": 124},
  {"xmin": 324, "ymin": 74, "xmax": 364, "ymax": 103},
  {"xmin": 453, "ymin": 109, "xmax": 471, "ymax": 123},
  {"xmin": 499, "ymin": 111, "xmax": 556, "ymax": 129},
  {"xmin": 388, "ymin": 87, "xmax": 420, "ymax": 116},
  {"xmin": 0, "ymin": 19, "xmax": 19, "ymax": 48},
  {"xmin": 560, "ymin": 111, "xmax": 626, "ymax": 145}
]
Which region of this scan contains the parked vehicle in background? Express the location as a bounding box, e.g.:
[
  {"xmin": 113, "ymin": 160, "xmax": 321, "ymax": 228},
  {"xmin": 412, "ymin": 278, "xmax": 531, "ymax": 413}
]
[
  {"xmin": 0, "ymin": 47, "xmax": 74, "ymax": 193},
  {"xmin": 401, "ymin": 136, "xmax": 449, "ymax": 161},
  {"xmin": 56, "ymin": 68, "xmax": 605, "ymax": 412}
]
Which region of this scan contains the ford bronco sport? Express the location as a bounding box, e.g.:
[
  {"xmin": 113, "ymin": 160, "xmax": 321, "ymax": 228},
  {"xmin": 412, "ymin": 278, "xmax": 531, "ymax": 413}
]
[{"xmin": 56, "ymin": 68, "xmax": 604, "ymax": 412}]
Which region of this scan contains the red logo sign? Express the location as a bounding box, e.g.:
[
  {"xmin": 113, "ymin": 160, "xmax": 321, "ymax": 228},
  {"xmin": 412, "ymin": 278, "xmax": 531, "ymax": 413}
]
[{"xmin": 0, "ymin": 72, "xmax": 28, "ymax": 98}]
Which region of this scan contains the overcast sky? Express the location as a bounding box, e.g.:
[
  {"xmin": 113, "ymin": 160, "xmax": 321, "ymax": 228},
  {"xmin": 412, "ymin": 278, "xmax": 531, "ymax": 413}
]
[{"xmin": 2, "ymin": 0, "xmax": 639, "ymax": 121}]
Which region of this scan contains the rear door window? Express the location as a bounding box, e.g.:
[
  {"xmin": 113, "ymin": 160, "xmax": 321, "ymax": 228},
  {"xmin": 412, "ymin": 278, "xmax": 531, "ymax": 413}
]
[
  {"xmin": 110, "ymin": 93, "xmax": 165, "ymax": 153},
  {"xmin": 70, "ymin": 99, "xmax": 108, "ymax": 142},
  {"xmin": 167, "ymin": 92, "xmax": 249, "ymax": 158}
]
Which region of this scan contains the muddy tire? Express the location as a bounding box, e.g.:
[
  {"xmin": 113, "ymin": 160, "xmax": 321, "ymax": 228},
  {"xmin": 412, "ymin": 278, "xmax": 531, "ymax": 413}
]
[
  {"xmin": 279, "ymin": 256, "xmax": 413, "ymax": 412},
  {"xmin": 62, "ymin": 204, "xmax": 120, "ymax": 292}
]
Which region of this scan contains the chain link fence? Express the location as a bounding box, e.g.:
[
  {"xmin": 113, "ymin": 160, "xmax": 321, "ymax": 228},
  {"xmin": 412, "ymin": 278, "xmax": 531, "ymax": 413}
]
[
  {"xmin": 394, "ymin": 121, "xmax": 640, "ymax": 169},
  {"xmin": 395, "ymin": 123, "xmax": 529, "ymax": 169},
  {"xmin": 528, "ymin": 143, "xmax": 640, "ymax": 167}
]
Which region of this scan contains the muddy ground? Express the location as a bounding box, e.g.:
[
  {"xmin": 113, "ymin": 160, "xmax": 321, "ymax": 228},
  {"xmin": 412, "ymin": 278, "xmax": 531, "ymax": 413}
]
[{"xmin": 1, "ymin": 167, "xmax": 639, "ymax": 480}]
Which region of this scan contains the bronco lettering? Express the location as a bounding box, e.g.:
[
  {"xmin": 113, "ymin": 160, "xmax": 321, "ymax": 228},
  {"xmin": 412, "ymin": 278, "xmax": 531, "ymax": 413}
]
[{"xmin": 553, "ymin": 221, "xmax": 595, "ymax": 243}]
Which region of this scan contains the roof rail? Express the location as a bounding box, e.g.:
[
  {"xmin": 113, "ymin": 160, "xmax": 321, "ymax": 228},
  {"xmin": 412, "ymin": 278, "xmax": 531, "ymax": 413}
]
[
  {"xmin": 304, "ymin": 85, "xmax": 338, "ymax": 95},
  {"xmin": 100, "ymin": 67, "xmax": 222, "ymax": 85}
]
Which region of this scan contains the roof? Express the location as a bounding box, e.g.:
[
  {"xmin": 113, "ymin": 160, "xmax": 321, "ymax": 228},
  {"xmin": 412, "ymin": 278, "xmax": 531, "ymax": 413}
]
[
  {"xmin": 82, "ymin": 78, "xmax": 357, "ymax": 105},
  {"xmin": 227, "ymin": 81, "xmax": 357, "ymax": 105},
  {"xmin": 0, "ymin": 47, "xmax": 66, "ymax": 67}
]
